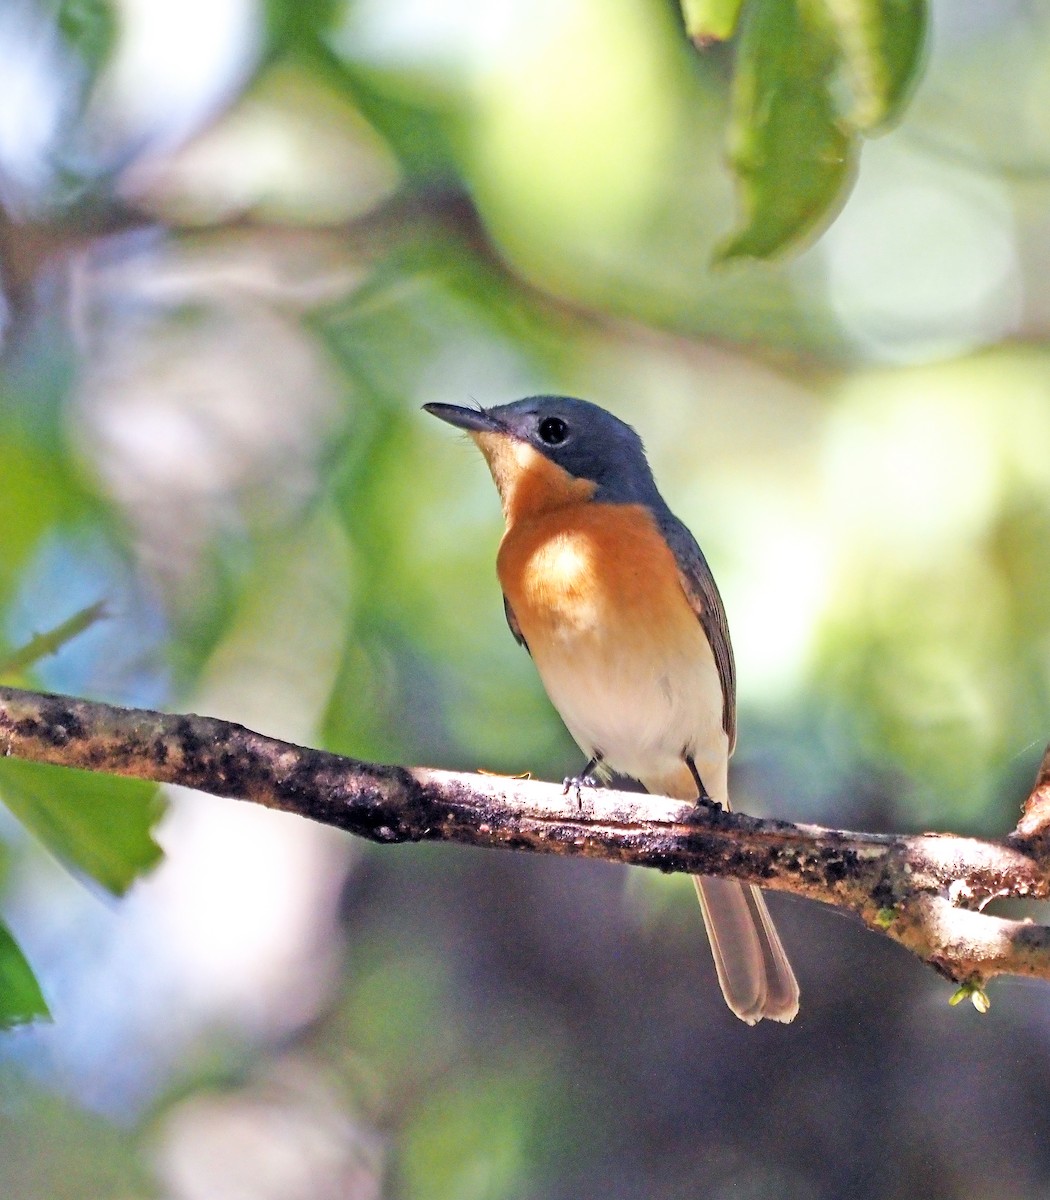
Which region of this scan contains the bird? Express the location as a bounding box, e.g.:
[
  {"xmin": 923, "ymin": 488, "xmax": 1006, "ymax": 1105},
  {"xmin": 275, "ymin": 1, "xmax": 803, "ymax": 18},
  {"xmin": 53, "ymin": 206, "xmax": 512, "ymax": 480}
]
[{"xmin": 424, "ymin": 395, "xmax": 799, "ymax": 1024}]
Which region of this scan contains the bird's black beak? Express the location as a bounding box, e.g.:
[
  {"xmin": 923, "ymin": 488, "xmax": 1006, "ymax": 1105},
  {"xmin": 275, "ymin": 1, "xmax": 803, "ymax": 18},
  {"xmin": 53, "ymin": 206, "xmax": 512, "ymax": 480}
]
[{"xmin": 423, "ymin": 403, "xmax": 500, "ymax": 434}]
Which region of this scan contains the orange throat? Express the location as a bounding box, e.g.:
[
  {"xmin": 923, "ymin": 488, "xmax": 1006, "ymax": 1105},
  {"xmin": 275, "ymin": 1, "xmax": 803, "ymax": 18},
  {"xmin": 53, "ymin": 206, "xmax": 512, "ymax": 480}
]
[{"xmin": 471, "ymin": 432, "xmax": 595, "ymax": 525}]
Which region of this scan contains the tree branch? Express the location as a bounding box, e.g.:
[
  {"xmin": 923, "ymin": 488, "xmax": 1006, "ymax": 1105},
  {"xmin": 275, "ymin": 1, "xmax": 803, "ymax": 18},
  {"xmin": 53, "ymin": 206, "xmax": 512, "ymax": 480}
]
[{"xmin": 2, "ymin": 685, "xmax": 1050, "ymax": 996}]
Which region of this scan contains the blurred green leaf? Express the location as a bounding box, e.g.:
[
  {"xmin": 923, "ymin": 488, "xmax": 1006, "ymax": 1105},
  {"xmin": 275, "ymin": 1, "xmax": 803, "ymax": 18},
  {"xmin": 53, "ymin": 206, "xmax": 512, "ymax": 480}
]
[
  {"xmin": 400, "ymin": 1073, "xmax": 539, "ymax": 1200},
  {"xmin": 0, "ymin": 760, "xmax": 164, "ymax": 896},
  {"xmin": 262, "ymin": 0, "xmax": 341, "ymax": 57},
  {"xmin": 0, "ymin": 1081, "xmax": 157, "ymax": 1193},
  {"xmin": 822, "ymin": 0, "xmax": 928, "ymax": 131},
  {"xmin": 57, "ymin": 0, "xmax": 118, "ymax": 75},
  {"xmin": 0, "ymin": 920, "xmax": 49, "ymax": 1028},
  {"xmin": 343, "ymin": 941, "xmax": 458, "ymax": 1077},
  {"xmin": 0, "ymin": 439, "xmax": 77, "ymax": 610},
  {"xmin": 717, "ymin": 0, "xmax": 854, "ymax": 260},
  {"xmin": 319, "ymin": 54, "xmax": 465, "ymax": 183},
  {"xmin": 681, "ymin": 0, "xmax": 746, "ymax": 43},
  {"xmin": 166, "ymin": 533, "xmax": 256, "ymax": 696},
  {"xmin": 0, "ymin": 600, "xmax": 108, "ymax": 678}
]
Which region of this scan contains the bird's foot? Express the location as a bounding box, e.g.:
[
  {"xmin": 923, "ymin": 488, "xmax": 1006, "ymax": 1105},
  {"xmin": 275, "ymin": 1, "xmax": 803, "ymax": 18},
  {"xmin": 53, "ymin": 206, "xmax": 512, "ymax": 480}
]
[
  {"xmin": 563, "ymin": 773, "xmax": 601, "ymax": 811},
  {"xmin": 563, "ymin": 757, "xmax": 603, "ymax": 810},
  {"xmin": 563, "ymin": 772, "xmax": 601, "ymax": 793},
  {"xmin": 684, "ymin": 754, "xmax": 723, "ymax": 809}
]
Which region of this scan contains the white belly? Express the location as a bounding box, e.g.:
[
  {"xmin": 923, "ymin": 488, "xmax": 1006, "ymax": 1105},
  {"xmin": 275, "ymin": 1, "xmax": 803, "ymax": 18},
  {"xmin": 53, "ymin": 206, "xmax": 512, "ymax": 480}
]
[
  {"xmin": 528, "ymin": 615, "xmax": 730, "ymax": 805},
  {"xmin": 498, "ymin": 512, "xmax": 732, "ymax": 805}
]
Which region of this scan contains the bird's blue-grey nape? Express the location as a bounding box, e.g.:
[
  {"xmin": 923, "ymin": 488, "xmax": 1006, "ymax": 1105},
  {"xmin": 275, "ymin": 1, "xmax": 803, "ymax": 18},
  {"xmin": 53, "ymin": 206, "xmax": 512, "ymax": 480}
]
[{"xmin": 485, "ymin": 395, "xmax": 664, "ymax": 505}]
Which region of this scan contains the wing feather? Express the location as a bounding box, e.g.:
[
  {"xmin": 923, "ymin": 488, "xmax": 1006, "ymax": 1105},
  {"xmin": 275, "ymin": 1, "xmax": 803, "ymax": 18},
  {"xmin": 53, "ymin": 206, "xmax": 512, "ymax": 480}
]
[
  {"xmin": 503, "ymin": 593, "xmax": 530, "ymax": 654},
  {"xmin": 655, "ymin": 511, "xmax": 736, "ymax": 753}
]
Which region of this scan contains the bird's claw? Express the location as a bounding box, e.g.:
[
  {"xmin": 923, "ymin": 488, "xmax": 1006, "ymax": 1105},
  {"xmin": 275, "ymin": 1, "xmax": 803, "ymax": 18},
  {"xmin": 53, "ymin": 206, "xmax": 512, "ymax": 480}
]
[{"xmin": 563, "ymin": 773, "xmax": 600, "ymax": 810}]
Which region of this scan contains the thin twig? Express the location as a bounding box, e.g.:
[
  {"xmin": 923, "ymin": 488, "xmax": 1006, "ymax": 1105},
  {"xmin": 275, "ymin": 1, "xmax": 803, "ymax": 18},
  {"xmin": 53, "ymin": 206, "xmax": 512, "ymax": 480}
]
[{"xmin": 0, "ymin": 602, "xmax": 109, "ymax": 676}]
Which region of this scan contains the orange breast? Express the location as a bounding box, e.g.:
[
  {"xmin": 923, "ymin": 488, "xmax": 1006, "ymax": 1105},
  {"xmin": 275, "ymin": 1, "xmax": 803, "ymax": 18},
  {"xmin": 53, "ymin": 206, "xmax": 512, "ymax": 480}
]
[
  {"xmin": 497, "ymin": 500, "xmax": 729, "ymax": 802},
  {"xmin": 498, "ymin": 501, "xmax": 698, "ymax": 658}
]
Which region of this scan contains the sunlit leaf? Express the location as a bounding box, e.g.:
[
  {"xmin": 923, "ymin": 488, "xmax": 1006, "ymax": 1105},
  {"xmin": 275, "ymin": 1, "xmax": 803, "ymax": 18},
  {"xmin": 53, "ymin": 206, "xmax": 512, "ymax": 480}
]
[
  {"xmin": 720, "ymin": 0, "xmax": 859, "ymax": 260},
  {"xmin": 0, "ymin": 760, "xmax": 164, "ymax": 896},
  {"xmin": 821, "ymin": 0, "xmax": 928, "ymax": 131},
  {"xmin": 681, "ymin": 0, "xmax": 746, "ymax": 43},
  {"xmin": 0, "ymin": 920, "xmax": 50, "ymax": 1028},
  {"xmin": 716, "ymin": 0, "xmax": 855, "ymax": 261},
  {"xmin": 716, "ymin": 0, "xmax": 927, "ymax": 258}
]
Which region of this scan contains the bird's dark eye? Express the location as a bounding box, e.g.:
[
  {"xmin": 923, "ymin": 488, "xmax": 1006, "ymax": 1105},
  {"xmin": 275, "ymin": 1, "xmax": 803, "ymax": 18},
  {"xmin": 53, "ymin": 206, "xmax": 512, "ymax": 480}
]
[{"xmin": 538, "ymin": 416, "xmax": 568, "ymax": 446}]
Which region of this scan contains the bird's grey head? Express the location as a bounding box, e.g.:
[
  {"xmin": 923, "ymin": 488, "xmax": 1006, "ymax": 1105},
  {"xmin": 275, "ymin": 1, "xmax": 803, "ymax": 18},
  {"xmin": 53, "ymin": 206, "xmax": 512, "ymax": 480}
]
[{"xmin": 424, "ymin": 395, "xmax": 661, "ymax": 505}]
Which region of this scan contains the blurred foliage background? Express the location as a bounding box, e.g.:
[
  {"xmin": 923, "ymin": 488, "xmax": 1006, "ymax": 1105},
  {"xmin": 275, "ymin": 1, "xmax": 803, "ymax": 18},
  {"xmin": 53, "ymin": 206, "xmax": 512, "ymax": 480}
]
[{"xmin": 1, "ymin": 0, "xmax": 1050, "ymax": 1197}]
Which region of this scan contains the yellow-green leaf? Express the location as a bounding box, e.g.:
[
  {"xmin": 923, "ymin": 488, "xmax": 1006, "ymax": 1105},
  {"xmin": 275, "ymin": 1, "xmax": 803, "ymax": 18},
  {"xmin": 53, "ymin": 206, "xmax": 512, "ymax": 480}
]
[
  {"xmin": 716, "ymin": 0, "xmax": 855, "ymax": 261},
  {"xmin": 0, "ymin": 920, "xmax": 50, "ymax": 1028},
  {"xmin": 0, "ymin": 760, "xmax": 165, "ymax": 896},
  {"xmin": 949, "ymin": 982, "xmax": 991, "ymax": 1013},
  {"xmin": 681, "ymin": 0, "xmax": 746, "ymax": 43},
  {"xmin": 820, "ymin": 0, "xmax": 928, "ymax": 132}
]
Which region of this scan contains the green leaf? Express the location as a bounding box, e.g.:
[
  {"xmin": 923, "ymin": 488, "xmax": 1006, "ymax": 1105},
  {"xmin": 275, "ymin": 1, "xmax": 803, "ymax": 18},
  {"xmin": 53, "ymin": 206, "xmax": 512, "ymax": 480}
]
[
  {"xmin": 57, "ymin": 0, "xmax": 118, "ymax": 75},
  {"xmin": 262, "ymin": 0, "xmax": 340, "ymax": 51},
  {"xmin": 681, "ymin": 0, "xmax": 746, "ymax": 43},
  {"xmin": 949, "ymin": 982, "xmax": 990, "ymax": 1013},
  {"xmin": 0, "ymin": 760, "xmax": 164, "ymax": 896},
  {"xmin": 820, "ymin": 0, "xmax": 927, "ymax": 132},
  {"xmin": 401, "ymin": 1073, "xmax": 540, "ymax": 1200},
  {"xmin": 716, "ymin": 0, "xmax": 855, "ymax": 261},
  {"xmin": 0, "ymin": 439, "xmax": 72, "ymax": 611},
  {"xmin": 0, "ymin": 920, "xmax": 50, "ymax": 1028}
]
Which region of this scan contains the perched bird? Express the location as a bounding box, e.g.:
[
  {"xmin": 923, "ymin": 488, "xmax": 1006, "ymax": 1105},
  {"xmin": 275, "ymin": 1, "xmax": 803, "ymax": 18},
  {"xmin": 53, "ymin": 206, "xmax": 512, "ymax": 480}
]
[{"xmin": 425, "ymin": 395, "xmax": 799, "ymax": 1024}]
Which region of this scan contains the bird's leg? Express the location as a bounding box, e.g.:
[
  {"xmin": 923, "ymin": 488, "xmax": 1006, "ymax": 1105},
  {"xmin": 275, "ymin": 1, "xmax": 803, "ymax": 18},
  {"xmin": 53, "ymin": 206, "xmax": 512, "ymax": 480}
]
[
  {"xmin": 685, "ymin": 754, "xmax": 721, "ymax": 809},
  {"xmin": 563, "ymin": 753, "xmax": 604, "ymax": 810}
]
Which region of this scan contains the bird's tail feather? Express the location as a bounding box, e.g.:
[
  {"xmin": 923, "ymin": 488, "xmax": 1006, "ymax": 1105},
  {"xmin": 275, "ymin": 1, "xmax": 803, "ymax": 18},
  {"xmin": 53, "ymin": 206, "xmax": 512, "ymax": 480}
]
[
  {"xmin": 639, "ymin": 766, "xmax": 799, "ymax": 1023},
  {"xmin": 692, "ymin": 875, "xmax": 799, "ymax": 1025}
]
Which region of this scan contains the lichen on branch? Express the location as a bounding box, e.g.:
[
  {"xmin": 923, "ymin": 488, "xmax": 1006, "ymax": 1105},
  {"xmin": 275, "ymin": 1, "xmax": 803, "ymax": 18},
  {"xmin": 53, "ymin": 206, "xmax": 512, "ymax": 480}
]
[{"xmin": 2, "ymin": 685, "xmax": 1049, "ymax": 998}]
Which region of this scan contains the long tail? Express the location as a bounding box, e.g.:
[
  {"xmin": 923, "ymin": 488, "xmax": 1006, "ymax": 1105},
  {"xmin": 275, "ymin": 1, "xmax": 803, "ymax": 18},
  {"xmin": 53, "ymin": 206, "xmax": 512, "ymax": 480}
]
[
  {"xmin": 639, "ymin": 763, "xmax": 800, "ymax": 1023},
  {"xmin": 693, "ymin": 875, "xmax": 799, "ymax": 1024}
]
